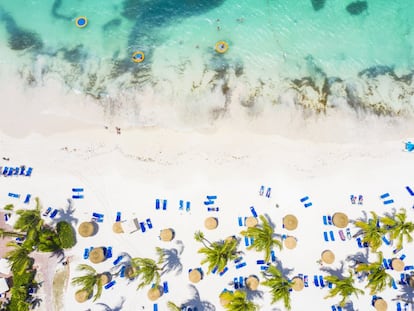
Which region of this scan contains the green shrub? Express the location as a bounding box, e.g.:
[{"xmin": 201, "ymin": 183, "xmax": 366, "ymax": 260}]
[{"xmin": 56, "ymin": 221, "xmax": 76, "ymax": 249}]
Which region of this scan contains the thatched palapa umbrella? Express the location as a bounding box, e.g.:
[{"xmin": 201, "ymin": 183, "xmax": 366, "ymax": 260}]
[
  {"xmin": 332, "ymin": 212, "xmax": 349, "ymax": 228},
  {"xmin": 321, "ymin": 250, "xmax": 335, "ymax": 264},
  {"xmin": 246, "ymin": 275, "xmax": 260, "ymax": 291},
  {"xmin": 374, "ymin": 298, "xmax": 388, "ymax": 311},
  {"xmin": 291, "ymin": 277, "xmax": 304, "ymax": 291},
  {"xmin": 78, "ymin": 221, "xmax": 96, "ymax": 237},
  {"xmin": 189, "ymin": 269, "xmax": 202, "ymax": 283},
  {"xmin": 75, "ymin": 289, "xmax": 91, "ymax": 303},
  {"xmin": 147, "ymin": 286, "xmax": 162, "ymax": 301},
  {"xmin": 245, "ymin": 216, "xmax": 258, "ymax": 228},
  {"xmin": 112, "ymin": 222, "xmax": 124, "ymax": 234},
  {"xmin": 204, "ymin": 217, "xmax": 218, "ymax": 230},
  {"xmin": 391, "ymin": 258, "xmax": 405, "ymax": 271},
  {"xmin": 89, "ymin": 247, "xmax": 106, "ymax": 264},
  {"xmin": 159, "ymin": 228, "xmax": 174, "ymax": 241},
  {"xmin": 284, "ymin": 236, "xmax": 297, "ymax": 249},
  {"xmin": 283, "ymin": 214, "xmax": 298, "ymax": 231},
  {"xmin": 99, "ymin": 273, "xmax": 111, "ymax": 285}
]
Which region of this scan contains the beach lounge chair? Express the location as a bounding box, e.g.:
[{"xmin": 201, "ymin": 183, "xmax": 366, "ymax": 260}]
[
  {"xmin": 260, "ymin": 265, "xmax": 269, "ymax": 271},
  {"xmin": 393, "ymin": 247, "xmax": 403, "ymax": 254},
  {"xmin": 358, "ymin": 195, "xmax": 363, "ymax": 205},
  {"xmin": 259, "ymin": 185, "xmax": 264, "ymax": 196},
  {"xmin": 146, "ymin": 218, "xmax": 153, "ymax": 229},
  {"xmin": 382, "ymin": 259, "xmax": 391, "ymax": 269},
  {"xmin": 337, "ymin": 307, "xmax": 342, "ymax": 311},
  {"xmin": 234, "ymin": 257, "xmax": 243, "ymax": 264},
  {"xmin": 399, "ymin": 254, "xmax": 406, "ymax": 260},
  {"xmin": 271, "ymin": 250, "xmax": 276, "ymax": 262},
  {"xmin": 256, "ymin": 259, "xmax": 265, "ymax": 265},
  {"xmin": 265, "ymin": 187, "xmax": 271, "ymax": 198},
  {"xmin": 329, "ymin": 231, "xmax": 335, "ymax": 241},
  {"xmin": 303, "ymin": 275, "xmax": 309, "ymax": 287},
  {"xmin": 397, "ymin": 302, "xmax": 402, "ymax": 311},
  {"xmin": 13, "ymin": 167, "xmax": 19, "ymax": 175},
  {"xmin": 2, "ymin": 167, "xmax": 8, "ymax": 175},
  {"xmin": 346, "ymin": 228, "xmax": 352, "ymax": 240},
  {"xmin": 304, "ymin": 202, "xmax": 312, "ymax": 208},
  {"xmin": 339, "ymin": 230, "xmax": 346, "ymax": 241},
  {"xmin": 104, "ymin": 280, "xmax": 116, "ymax": 289},
  {"xmin": 83, "ymin": 248, "xmax": 90, "ymax": 259},
  {"xmin": 204, "ymin": 199, "xmax": 214, "ymax": 205},
  {"xmin": 153, "ymin": 304, "xmax": 158, "ymax": 311},
  {"xmin": 404, "ymin": 265, "xmax": 414, "ymax": 271},
  {"xmin": 313, "ymin": 275, "xmax": 319, "ymax": 287},
  {"xmin": 106, "ymin": 247, "xmax": 112, "ymax": 258},
  {"xmin": 113, "ymin": 255, "xmax": 123, "ymax": 265},
  {"xmin": 331, "ymin": 306, "xmax": 337, "ymax": 311},
  {"xmin": 163, "ymin": 281, "xmax": 169, "ymax": 294},
  {"xmin": 156, "ymin": 199, "xmax": 160, "ymax": 210},
  {"xmin": 211, "ymin": 266, "xmax": 218, "ymax": 274},
  {"xmin": 392, "ymin": 279, "xmax": 398, "ymax": 289},
  {"xmin": 236, "ymin": 262, "xmax": 247, "ymax": 269},
  {"xmin": 179, "ymin": 200, "xmax": 184, "ymax": 210},
  {"xmin": 323, "ymin": 232, "xmax": 329, "ymax": 242},
  {"xmin": 23, "ymin": 194, "xmax": 31, "ymax": 204},
  {"xmin": 219, "ymin": 267, "xmax": 228, "ymax": 276},
  {"xmin": 382, "ymin": 236, "xmax": 391, "ymax": 245},
  {"xmin": 300, "ymin": 196, "xmax": 309, "ymax": 202},
  {"xmin": 7, "ymin": 168, "xmax": 14, "ymax": 176},
  {"xmin": 207, "ymin": 207, "xmax": 219, "ymax": 211},
  {"xmin": 239, "ymin": 276, "xmax": 245, "ymax": 288},
  {"xmin": 319, "ymin": 275, "xmax": 325, "ymax": 287},
  {"xmin": 162, "ymin": 199, "xmax": 167, "ymax": 210},
  {"xmin": 400, "ymin": 273, "xmax": 407, "ymax": 285},
  {"xmin": 233, "ymin": 277, "xmax": 239, "ymax": 289},
  {"xmin": 244, "ymin": 236, "xmax": 250, "ymax": 246},
  {"xmin": 92, "ymin": 212, "xmax": 104, "ymax": 219},
  {"xmin": 72, "ymin": 188, "xmax": 84, "ymax": 192},
  {"xmin": 383, "ymin": 199, "xmax": 394, "ymax": 205},
  {"xmin": 116, "ymin": 212, "xmax": 121, "ymax": 222},
  {"xmin": 327, "ymin": 215, "xmax": 332, "ymax": 225},
  {"xmin": 186, "ymin": 201, "xmax": 191, "ymax": 212},
  {"xmin": 119, "ymin": 266, "xmax": 126, "ymax": 277},
  {"xmin": 43, "ymin": 207, "xmax": 52, "ymax": 216},
  {"xmin": 250, "ymin": 206, "xmax": 258, "ymax": 217},
  {"xmin": 380, "ymin": 193, "xmax": 390, "ymax": 199},
  {"xmin": 406, "ymin": 186, "xmax": 414, "ymax": 196},
  {"xmin": 323, "ymin": 216, "xmax": 328, "ymax": 225},
  {"xmin": 207, "ymin": 195, "xmax": 217, "ymax": 200},
  {"xmin": 25, "ymin": 167, "xmax": 33, "ymax": 176},
  {"xmin": 50, "ymin": 209, "xmax": 58, "ymax": 219},
  {"xmin": 238, "ymin": 217, "xmax": 243, "ymax": 226},
  {"xmin": 139, "ymin": 222, "xmax": 146, "ymax": 232},
  {"xmin": 8, "ymin": 193, "xmax": 20, "ymax": 198},
  {"xmin": 18, "ymin": 166, "xmax": 25, "ymax": 175},
  {"xmin": 72, "ymin": 195, "xmax": 84, "ymax": 199}
]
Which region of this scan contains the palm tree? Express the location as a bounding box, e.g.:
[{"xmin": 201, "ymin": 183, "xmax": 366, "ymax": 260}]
[
  {"xmin": 354, "ymin": 211, "xmax": 386, "ymax": 252},
  {"xmin": 240, "ymin": 214, "xmax": 282, "ymax": 262},
  {"xmin": 71, "ymin": 264, "xmax": 108, "ymax": 302},
  {"xmin": 194, "ymin": 231, "xmax": 239, "ymax": 274},
  {"xmin": 129, "ymin": 247, "xmax": 165, "ymax": 289},
  {"xmin": 219, "ymin": 290, "xmax": 258, "ymax": 311},
  {"xmin": 355, "ymin": 252, "xmax": 392, "ymax": 295},
  {"xmin": 380, "ymin": 209, "xmax": 414, "ymax": 249},
  {"xmin": 324, "ymin": 271, "xmax": 364, "ymax": 307},
  {"xmin": 166, "ymin": 301, "xmax": 182, "ymax": 311},
  {"xmin": 261, "ymin": 265, "xmax": 292, "ymax": 310},
  {"xmin": 14, "ymin": 198, "xmax": 43, "ymax": 233},
  {"xmin": 6, "ymin": 241, "xmax": 32, "ymax": 274},
  {"xmin": 0, "ymin": 228, "xmax": 25, "ymax": 239}
]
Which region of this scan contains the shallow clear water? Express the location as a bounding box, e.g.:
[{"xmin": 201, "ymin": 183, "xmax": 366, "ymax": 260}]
[{"xmin": 1, "ymin": 0, "xmax": 414, "ymax": 127}]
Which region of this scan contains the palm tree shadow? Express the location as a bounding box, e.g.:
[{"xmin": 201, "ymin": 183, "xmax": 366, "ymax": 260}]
[
  {"xmin": 345, "ymin": 251, "xmax": 369, "ymax": 269},
  {"xmin": 320, "ymin": 260, "xmax": 346, "ymax": 278},
  {"xmin": 50, "ymin": 248, "xmax": 66, "ymax": 263},
  {"xmin": 273, "ymin": 258, "xmax": 294, "ymax": 277},
  {"xmin": 54, "ymin": 199, "xmax": 78, "ymax": 225},
  {"xmin": 394, "ymin": 284, "xmax": 414, "ymax": 307},
  {"xmin": 182, "ymin": 284, "xmax": 216, "ymax": 311},
  {"xmin": 245, "ymin": 288, "xmax": 264, "ymax": 301},
  {"xmin": 264, "ymin": 213, "xmax": 276, "ymax": 230},
  {"xmin": 343, "ymin": 300, "xmax": 356, "ymax": 311},
  {"xmin": 94, "ymin": 296, "xmax": 126, "ymax": 310},
  {"xmin": 160, "ymin": 247, "xmax": 183, "ymax": 275}
]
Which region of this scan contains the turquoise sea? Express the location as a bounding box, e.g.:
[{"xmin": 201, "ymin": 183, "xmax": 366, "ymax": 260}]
[{"xmin": 1, "ymin": 0, "xmax": 414, "ymax": 127}]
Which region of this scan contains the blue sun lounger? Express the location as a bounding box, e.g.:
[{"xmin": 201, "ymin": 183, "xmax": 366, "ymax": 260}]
[
  {"xmin": 204, "ymin": 199, "xmax": 214, "ymax": 205},
  {"xmin": 207, "ymin": 195, "xmax": 217, "ymax": 200},
  {"xmin": 303, "ymin": 275, "xmax": 309, "ymax": 287},
  {"xmin": 382, "ymin": 236, "xmax": 391, "ymax": 245},
  {"xmin": 304, "ymin": 202, "xmax": 312, "ymax": 208},
  {"xmin": 406, "ymin": 186, "xmax": 414, "ymax": 196},
  {"xmin": 300, "ymin": 196, "xmax": 309, "ymax": 202},
  {"xmin": 234, "ymin": 257, "xmax": 243, "ymax": 264},
  {"xmin": 331, "ymin": 306, "xmax": 337, "ymax": 311},
  {"xmin": 250, "ymin": 206, "xmax": 258, "ymax": 217},
  {"xmin": 25, "ymin": 167, "xmax": 33, "ymax": 176},
  {"xmin": 146, "ymin": 219, "xmax": 153, "ymax": 229},
  {"xmin": 153, "ymin": 304, "xmax": 158, "ymax": 311},
  {"xmin": 72, "ymin": 195, "xmax": 84, "ymax": 199},
  {"xmin": 383, "ymin": 199, "xmax": 394, "ymax": 205},
  {"xmin": 313, "ymin": 275, "xmax": 319, "ymax": 287},
  {"xmin": 239, "ymin": 276, "xmax": 245, "ymax": 288},
  {"xmin": 105, "ymin": 247, "xmax": 112, "ymax": 258},
  {"xmin": 256, "ymin": 259, "xmax": 265, "ymax": 265},
  {"xmin": 163, "ymin": 281, "xmax": 169, "ymax": 294},
  {"xmin": 329, "ymin": 231, "xmax": 335, "ymax": 241},
  {"xmin": 104, "ymin": 280, "xmax": 116, "ymax": 290},
  {"xmin": 24, "ymin": 194, "xmax": 31, "ymax": 204},
  {"xmin": 380, "ymin": 193, "xmax": 390, "ymax": 199},
  {"xmin": 219, "ymin": 267, "xmax": 228, "ymax": 276},
  {"xmin": 382, "ymin": 259, "xmax": 391, "ymax": 269},
  {"xmin": 116, "ymin": 212, "xmax": 121, "ymax": 222},
  {"xmin": 238, "ymin": 217, "xmax": 243, "ymax": 226},
  {"xmin": 236, "ymin": 262, "xmax": 247, "ymax": 269},
  {"xmin": 155, "ymin": 199, "xmax": 160, "ymax": 210},
  {"xmin": 50, "ymin": 209, "xmax": 58, "ymax": 219},
  {"xmin": 271, "ymin": 250, "xmax": 276, "ymax": 262},
  {"xmin": 391, "ymin": 279, "xmax": 398, "ymax": 289},
  {"xmin": 397, "ymin": 302, "xmax": 402, "ymax": 311},
  {"xmin": 323, "ymin": 232, "xmax": 329, "ymax": 242},
  {"xmin": 8, "ymin": 193, "xmax": 20, "ymax": 198},
  {"xmin": 113, "ymin": 255, "xmax": 123, "ymax": 265},
  {"xmin": 404, "ymin": 265, "xmax": 414, "ymax": 271},
  {"xmin": 186, "ymin": 201, "xmax": 191, "ymax": 212},
  {"xmin": 43, "ymin": 207, "xmax": 52, "ymax": 216},
  {"xmin": 319, "ymin": 275, "xmax": 325, "ymax": 287},
  {"xmin": 211, "ymin": 266, "xmax": 218, "ymax": 274},
  {"xmin": 7, "ymin": 169, "xmax": 14, "ymax": 176},
  {"xmin": 83, "ymin": 248, "xmax": 91, "ymax": 259},
  {"xmin": 233, "ymin": 277, "xmax": 239, "ymax": 289},
  {"xmin": 244, "ymin": 236, "xmax": 250, "ymax": 246},
  {"xmin": 139, "ymin": 222, "xmax": 146, "ymax": 232},
  {"xmin": 323, "ymin": 216, "xmax": 328, "ymax": 225},
  {"xmin": 162, "ymin": 199, "xmax": 167, "ymax": 210},
  {"xmin": 208, "ymin": 207, "xmax": 219, "ymax": 211},
  {"xmin": 400, "ymin": 273, "xmax": 408, "ymax": 285},
  {"xmin": 260, "ymin": 265, "xmax": 269, "ymax": 271},
  {"xmin": 72, "ymin": 188, "xmax": 84, "ymax": 192}
]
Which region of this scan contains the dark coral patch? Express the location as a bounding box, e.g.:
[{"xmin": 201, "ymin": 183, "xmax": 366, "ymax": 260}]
[
  {"xmin": 311, "ymin": 0, "xmax": 326, "ymax": 11},
  {"xmin": 346, "ymin": 1, "xmax": 368, "ymax": 15}
]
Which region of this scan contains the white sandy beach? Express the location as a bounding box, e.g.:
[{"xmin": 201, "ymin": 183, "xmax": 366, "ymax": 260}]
[{"xmin": 1, "ymin": 103, "xmax": 414, "ymax": 311}]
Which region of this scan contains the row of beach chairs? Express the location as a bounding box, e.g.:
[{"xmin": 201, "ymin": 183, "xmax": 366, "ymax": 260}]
[{"xmin": 1, "ymin": 166, "xmax": 32, "ymax": 177}]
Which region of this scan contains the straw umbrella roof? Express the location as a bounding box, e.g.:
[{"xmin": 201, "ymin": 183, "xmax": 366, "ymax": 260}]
[
  {"xmin": 332, "ymin": 212, "xmax": 349, "ymax": 228},
  {"xmin": 245, "ymin": 216, "xmax": 258, "ymax": 228},
  {"xmin": 189, "ymin": 269, "xmax": 202, "ymax": 283},
  {"xmin": 160, "ymin": 229, "xmax": 174, "ymax": 241},
  {"xmin": 99, "ymin": 273, "xmax": 111, "ymax": 285},
  {"xmin": 246, "ymin": 275, "xmax": 260, "ymax": 291},
  {"xmin": 204, "ymin": 217, "xmax": 218, "ymax": 230},
  {"xmin": 147, "ymin": 287, "xmax": 162, "ymax": 301},
  {"xmin": 89, "ymin": 247, "xmax": 105, "ymax": 264},
  {"xmin": 321, "ymin": 250, "xmax": 335, "ymax": 264},
  {"xmin": 284, "ymin": 236, "xmax": 297, "ymax": 249},
  {"xmin": 283, "ymin": 214, "xmax": 298, "ymax": 230},
  {"xmin": 112, "ymin": 222, "xmax": 124, "ymax": 234},
  {"xmin": 291, "ymin": 277, "xmax": 304, "ymax": 291},
  {"xmin": 78, "ymin": 222, "xmax": 95, "ymax": 237},
  {"xmin": 374, "ymin": 298, "xmax": 388, "ymax": 311},
  {"xmin": 391, "ymin": 258, "xmax": 405, "ymax": 271},
  {"xmin": 75, "ymin": 289, "xmax": 90, "ymax": 303},
  {"xmin": 219, "ymin": 292, "xmax": 231, "ymax": 306}
]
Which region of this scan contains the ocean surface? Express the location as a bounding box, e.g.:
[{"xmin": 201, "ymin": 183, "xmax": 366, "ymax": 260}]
[{"xmin": 1, "ymin": 0, "xmax": 414, "ymax": 129}]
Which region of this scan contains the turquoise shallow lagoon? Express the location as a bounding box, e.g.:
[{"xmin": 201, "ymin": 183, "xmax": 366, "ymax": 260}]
[{"xmin": 1, "ymin": 0, "xmax": 414, "ymax": 126}]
